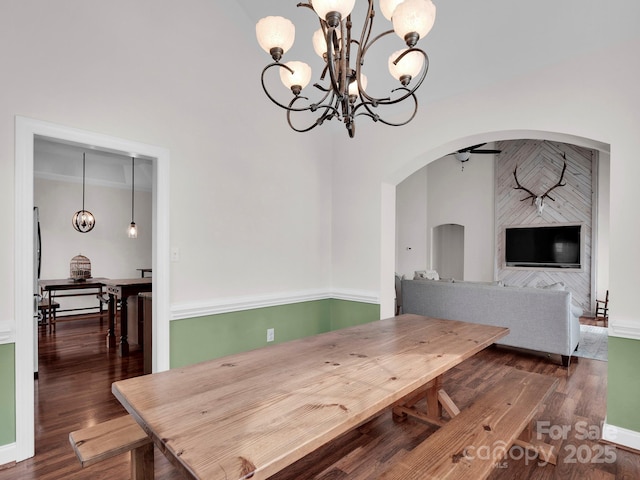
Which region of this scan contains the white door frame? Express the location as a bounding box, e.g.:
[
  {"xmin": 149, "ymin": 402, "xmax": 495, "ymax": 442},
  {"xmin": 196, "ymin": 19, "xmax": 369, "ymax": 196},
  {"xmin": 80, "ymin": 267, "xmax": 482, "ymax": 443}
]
[{"xmin": 14, "ymin": 116, "xmax": 171, "ymax": 461}]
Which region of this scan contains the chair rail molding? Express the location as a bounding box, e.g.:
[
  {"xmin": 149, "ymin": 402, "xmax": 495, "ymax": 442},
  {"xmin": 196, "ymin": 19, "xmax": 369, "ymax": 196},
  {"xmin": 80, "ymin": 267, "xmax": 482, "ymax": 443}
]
[{"xmin": 170, "ymin": 288, "xmax": 380, "ymax": 321}]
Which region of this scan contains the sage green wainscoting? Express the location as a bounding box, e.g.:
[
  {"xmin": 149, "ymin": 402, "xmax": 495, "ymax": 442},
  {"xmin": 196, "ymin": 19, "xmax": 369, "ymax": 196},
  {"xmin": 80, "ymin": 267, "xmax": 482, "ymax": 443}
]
[
  {"xmin": 607, "ymin": 336, "xmax": 640, "ymax": 433},
  {"xmin": 329, "ymin": 299, "xmax": 381, "ymax": 330},
  {"xmin": 170, "ymin": 299, "xmax": 380, "ymax": 368},
  {"xmin": 0, "ymin": 343, "xmax": 16, "ymax": 445}
]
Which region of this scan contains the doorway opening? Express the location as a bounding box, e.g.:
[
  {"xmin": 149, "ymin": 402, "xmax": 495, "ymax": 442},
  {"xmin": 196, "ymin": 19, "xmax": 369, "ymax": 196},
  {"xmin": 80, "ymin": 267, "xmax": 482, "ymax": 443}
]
[
  {"xmin": 14, "ymin": 117, "xmax": 171, "ymax": 461},
  {"xmin": 432, "ymin": 224, "xmax": 465, "ymax": 280}
]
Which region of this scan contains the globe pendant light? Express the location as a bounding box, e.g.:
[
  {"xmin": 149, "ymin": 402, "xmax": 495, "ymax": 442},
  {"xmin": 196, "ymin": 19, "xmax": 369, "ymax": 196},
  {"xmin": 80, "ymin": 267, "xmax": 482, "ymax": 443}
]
[
  {"xmin": 72, "ymin": 152, "xmax": 95, "ymax": 233},
  {"xmin": 128, "ymin": 157, "xmax": 137, "ymax": 238}
]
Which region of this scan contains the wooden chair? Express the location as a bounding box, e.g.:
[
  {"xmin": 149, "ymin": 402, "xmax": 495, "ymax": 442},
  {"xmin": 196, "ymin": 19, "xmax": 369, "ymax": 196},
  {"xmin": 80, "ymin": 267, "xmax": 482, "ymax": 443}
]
[
  {"xmin": 38, "ymin": 299, "xmax": 60, "ymax": 332},
  {"xmin": 595, "ymin": 290, "xmax": 609, "ymax": 326}
]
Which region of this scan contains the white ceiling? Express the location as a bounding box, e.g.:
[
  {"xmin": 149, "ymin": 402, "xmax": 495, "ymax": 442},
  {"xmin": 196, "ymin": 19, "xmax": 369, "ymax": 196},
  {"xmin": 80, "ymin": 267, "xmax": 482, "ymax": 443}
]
[
  {"xmin": 34, "ymin": 137, "xmax": 153, "ymax": 192},
  {"xmin": 237, "ymin": 0, "xmax": 639, "ymax": 106}
]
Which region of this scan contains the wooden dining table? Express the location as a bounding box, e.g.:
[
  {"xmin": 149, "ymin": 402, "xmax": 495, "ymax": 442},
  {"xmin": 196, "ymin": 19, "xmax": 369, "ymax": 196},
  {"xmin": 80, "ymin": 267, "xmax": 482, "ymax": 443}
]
[{"xmin": 112, "ymin": 314, "xmax": 508, "ymax": 480}]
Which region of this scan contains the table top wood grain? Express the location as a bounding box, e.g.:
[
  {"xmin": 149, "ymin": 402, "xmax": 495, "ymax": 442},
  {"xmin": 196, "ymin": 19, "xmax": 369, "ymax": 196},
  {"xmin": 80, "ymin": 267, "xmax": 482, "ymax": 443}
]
[{"xmin": 112, "ymin": 314, "xmax": 508, "ymax": 480}]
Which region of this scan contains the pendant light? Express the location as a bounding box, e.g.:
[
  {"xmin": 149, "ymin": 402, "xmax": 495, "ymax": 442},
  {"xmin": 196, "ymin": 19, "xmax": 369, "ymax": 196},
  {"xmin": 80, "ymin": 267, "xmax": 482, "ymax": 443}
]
[
  {"xmin": 72, "ymin": 152, "xmax": 95, "ymax": 233},
  {"xmin": 128, "ymin": 157, "xmax": 137, "ymax": 238}
]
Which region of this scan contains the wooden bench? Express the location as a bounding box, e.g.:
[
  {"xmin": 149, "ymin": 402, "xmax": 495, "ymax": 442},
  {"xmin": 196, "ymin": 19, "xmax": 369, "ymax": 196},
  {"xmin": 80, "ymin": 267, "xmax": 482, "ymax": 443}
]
[
  {"xmin": 69, "ymin": 415, "xmax": 154, "ymax": 480},
  {"xmin": 380, "ymin": 369, "xmax": 559, "ymax": 479},
  {"xmin": 37, "ymin": 299, "xmax": 60, "ymax": 332}
]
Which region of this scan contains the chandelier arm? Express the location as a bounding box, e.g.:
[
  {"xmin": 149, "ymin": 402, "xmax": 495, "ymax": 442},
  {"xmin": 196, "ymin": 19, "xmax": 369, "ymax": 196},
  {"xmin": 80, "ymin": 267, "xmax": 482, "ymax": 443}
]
[
  {"xmin": 340, "ymin": 20, "xmax": 349, "ymax": 99},
  {"xmin": 296, "ymin": 2, "xmax": 314, "ymax": 12},
  {"xmin": 354, "ymin": 28, "xmax": 394, "ymax": 105},
  {"xmin": 324, "ymin": 26, "xmax": 343, "ymax": 96},
  {"xmin": 285, "ymin": 95, "xmax": 340, "ymax": 133},
  {"xmin": 261, "ymin": 63, "xmax": 320, "ymax": 113},
  {"xmin": 358, "ymin": 90, "xmax": 420, "ymax": 127},
  {"xmin": 356, "ymin": 0, "xmax": 376, "ymax": 66}
]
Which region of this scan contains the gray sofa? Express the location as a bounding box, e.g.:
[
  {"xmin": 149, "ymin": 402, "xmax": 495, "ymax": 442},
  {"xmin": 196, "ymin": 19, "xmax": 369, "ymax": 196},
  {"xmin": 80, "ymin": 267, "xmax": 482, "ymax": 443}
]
[{"xmin": 401, "ymin": 279, "xmax": 581, "ymax": 366}]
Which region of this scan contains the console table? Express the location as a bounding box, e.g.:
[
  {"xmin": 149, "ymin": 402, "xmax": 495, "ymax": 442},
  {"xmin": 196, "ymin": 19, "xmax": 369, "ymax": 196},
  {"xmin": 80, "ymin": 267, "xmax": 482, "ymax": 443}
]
[{"xmin": 38, "ymin": 278, "xmax": 108, "ymax": 330}]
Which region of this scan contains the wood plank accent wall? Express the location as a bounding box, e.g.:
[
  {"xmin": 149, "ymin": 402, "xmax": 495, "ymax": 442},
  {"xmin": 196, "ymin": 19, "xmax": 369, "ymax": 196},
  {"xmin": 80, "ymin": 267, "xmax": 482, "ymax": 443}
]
[{"xmin": 495, "ymin": 139, "xmax": 595, "ymax": 312}]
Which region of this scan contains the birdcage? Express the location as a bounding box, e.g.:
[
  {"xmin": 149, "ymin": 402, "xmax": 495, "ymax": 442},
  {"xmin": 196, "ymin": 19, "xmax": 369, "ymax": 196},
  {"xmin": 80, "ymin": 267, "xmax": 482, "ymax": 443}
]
[{"xmin": 70, "ymin": 254, "xmax": 91, "ymax": 281}]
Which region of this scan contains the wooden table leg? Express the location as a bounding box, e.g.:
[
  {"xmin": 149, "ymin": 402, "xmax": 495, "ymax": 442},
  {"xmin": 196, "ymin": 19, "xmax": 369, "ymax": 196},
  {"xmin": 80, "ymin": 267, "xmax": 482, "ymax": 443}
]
[
  {"xmin": 107, "ymin": 293, "xmax": 117, "ymax": 349},
  {"xmin": 392, "ymin": 375, "xmax": 461, "ymax": 427},
  {"xmin": 119, "ymin": 294, "xmax": 129, "ymax": 357},
  {"xmin": 48, "ymin": 293, "xmax": 54, "ymax": 333},
  {"xmin": 425, "ymin": 376, "xmax": 442, "ymax": 418}
]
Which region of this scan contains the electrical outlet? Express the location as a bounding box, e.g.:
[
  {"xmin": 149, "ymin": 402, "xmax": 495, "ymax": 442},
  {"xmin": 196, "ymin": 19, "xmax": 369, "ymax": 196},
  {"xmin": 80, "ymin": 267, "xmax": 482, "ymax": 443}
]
[
  {"xmin": 171, "ymin": 247, "xmax": 180, "ymax": 262},
  {"xmin": 267, "ymin": 328, "xmax": 275, "ymax": 342}
]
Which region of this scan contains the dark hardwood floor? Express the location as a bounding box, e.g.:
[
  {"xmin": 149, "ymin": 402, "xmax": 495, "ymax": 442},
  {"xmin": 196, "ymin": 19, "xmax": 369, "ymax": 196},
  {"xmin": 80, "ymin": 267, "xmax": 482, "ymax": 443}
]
[{"xmin": 0, "ymin": 314, "xmax": 636, "ymax": 479}]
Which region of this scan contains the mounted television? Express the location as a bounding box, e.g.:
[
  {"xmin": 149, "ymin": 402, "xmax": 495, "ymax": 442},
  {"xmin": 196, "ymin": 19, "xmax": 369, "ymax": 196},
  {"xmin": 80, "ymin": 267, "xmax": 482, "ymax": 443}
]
[{"xmin": 505, "ymin": 224, "xmax": 582, "ymax": 269}]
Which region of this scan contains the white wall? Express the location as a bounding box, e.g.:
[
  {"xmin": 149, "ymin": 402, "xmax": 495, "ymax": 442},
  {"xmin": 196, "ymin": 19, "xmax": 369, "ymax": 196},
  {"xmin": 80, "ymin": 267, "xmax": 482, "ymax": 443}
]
[
  {"xmin": 427, "ymin": 154, "xmax": 495, "ymax": 281},
  {"xmin": 395, "ymin": 167, "xmax": 428, "ymax": 278},
  {"xmin": 596, "ymin": 153, "xmax": 611, "ymax": 306},
  {"xmin": 395, "ymin": 152, "xmax": 495, "ymax": 282},
  {"xmin": 0, "ymin": 1, "xmax": 333, "ymax": 328}
]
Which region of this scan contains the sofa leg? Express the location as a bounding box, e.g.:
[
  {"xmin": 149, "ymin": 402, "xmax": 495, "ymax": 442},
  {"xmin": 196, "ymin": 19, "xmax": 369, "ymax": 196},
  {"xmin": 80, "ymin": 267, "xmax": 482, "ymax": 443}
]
[
  {"xmin": 561, "ymin": 355, "xmax": 571, "ymax": 367},
  {"xmin": 574, "ymin": 343, "xmax": 579, "ymax": 352}
]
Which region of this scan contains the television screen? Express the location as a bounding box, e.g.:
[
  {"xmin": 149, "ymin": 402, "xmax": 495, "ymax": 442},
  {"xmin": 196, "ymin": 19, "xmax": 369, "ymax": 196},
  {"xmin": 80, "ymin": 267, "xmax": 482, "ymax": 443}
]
[{"xmin": 505, "ymin": 225, "xmax": 581, "ymax": 268}]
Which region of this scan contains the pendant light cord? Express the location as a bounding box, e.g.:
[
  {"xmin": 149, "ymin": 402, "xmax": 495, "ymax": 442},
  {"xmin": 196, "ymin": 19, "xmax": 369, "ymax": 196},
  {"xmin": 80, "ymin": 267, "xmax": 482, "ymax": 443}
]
[
  {"xmin": 82, "ymin": 152, "xmax": 86, "ymax": 211},
  {"xmin": 131, "ymin": 157, "xmax": 135, "ymax": 222}
]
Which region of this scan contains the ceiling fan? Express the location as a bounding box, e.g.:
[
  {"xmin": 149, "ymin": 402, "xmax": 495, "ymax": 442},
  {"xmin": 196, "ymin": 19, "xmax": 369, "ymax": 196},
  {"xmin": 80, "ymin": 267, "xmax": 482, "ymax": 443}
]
[{"xmin": 451, "ymin": 143, "xmax": 502, "ymax": 170}]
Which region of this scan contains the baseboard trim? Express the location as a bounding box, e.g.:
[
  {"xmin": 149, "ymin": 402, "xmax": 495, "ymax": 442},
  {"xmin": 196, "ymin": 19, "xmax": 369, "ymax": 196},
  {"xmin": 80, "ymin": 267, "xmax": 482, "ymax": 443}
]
[
  {"xmin": 170, "ymin": 289, "xmax": 380, "ymax": 321},
  {"xmin": 0, "ymin": 443, "xmax": 16, "ymax": 469},
  {"xmin": 602, "ymin": 418, "xmax": 640, "ymax": 452}
]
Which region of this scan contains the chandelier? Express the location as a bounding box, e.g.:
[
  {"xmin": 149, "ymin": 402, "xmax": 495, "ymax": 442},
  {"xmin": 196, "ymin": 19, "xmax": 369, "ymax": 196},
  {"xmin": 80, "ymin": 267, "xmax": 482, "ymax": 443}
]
[{"xmin": 256, "ymin": 0, "xmax": 436, "ymax": 138}]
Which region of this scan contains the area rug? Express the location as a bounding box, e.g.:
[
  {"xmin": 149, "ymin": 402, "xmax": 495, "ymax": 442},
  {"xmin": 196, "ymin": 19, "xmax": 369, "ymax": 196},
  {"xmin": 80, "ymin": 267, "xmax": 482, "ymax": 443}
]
[{"xmin": 574, "ymin": 324, "xmax": 608, "ymax": 361}]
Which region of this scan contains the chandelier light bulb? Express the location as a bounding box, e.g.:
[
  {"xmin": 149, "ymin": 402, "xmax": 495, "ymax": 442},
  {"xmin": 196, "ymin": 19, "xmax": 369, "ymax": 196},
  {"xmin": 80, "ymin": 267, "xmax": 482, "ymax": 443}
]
[
  {"xmin": 279, "ymin": 61, "xmax": 312, "ymax": 93},
  {"xmin": 312, "ymin": 0, "xmax": 356, "ymax": 26},
  {"xmin": 379, "ymin": 0, "xmax": 405, "ymax": 21},
  {"xmin": 312, "ymin": 27, "xmax": 341, "ymax": 59},
  {"xmin": 388, "ymin": 49, "xmax": 425, "ymax": 84},
  {"xmin": 256, "ymin": 16, "xmax": 296, "ymax": 60},
  {"xmin": 392, "ymin": 0, "xmax": 436, "ymax": 46},
  {"xmin": 128, "ymin": 222, "xmax": 138, "ymax": 239},
  {"xmin": 348, "ymin": 73, "xmax": 367, "ymax": 97},
  {"xmin": 312, "ymin": 28, "xmax": 327, "ymax": 58}
]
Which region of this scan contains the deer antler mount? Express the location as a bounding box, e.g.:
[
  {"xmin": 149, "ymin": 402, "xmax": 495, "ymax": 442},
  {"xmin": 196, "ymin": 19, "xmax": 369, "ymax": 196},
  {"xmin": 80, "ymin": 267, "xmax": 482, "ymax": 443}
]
[{"xmin": 513, "ymin": 153, "xmax": 567, "ymax": 215}]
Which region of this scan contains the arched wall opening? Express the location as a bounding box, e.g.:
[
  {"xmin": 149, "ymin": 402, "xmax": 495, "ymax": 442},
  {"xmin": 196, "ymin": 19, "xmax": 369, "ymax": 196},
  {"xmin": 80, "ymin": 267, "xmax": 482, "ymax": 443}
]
[
  {"xmin": 432, "ymin": 224, "xmax": 465, "ymax": 281},
  {"xmin": 381, "ymin": 129, "xmax": 610, "ymax": 319}
]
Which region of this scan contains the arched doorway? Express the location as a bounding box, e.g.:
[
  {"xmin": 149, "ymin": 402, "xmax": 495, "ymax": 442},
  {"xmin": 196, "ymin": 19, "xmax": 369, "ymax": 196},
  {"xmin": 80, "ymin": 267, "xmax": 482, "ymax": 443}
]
[{"xmin": 432, "ymin": 224, "xmax": 464, "ymax": 280}]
